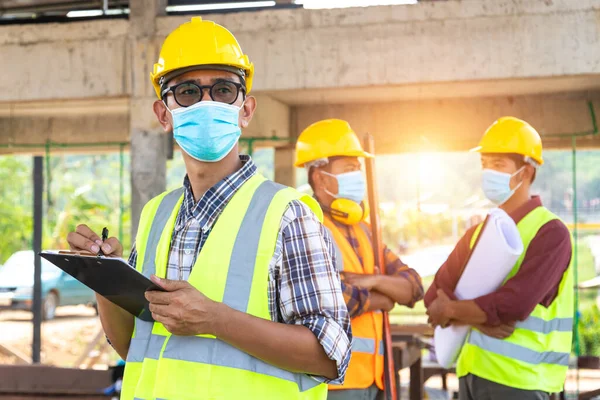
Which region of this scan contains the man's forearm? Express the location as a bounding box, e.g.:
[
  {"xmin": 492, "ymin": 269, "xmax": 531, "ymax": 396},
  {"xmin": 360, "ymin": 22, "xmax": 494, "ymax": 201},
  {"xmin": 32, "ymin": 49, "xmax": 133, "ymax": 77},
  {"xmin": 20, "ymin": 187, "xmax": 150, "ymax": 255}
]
[
  {"xmin": 373, "ymin": 276, "xmax": 414, "ymax": 306},
  {"xmin": 447, "ymin": 300, "xmax": 488, "ymax": 326},
  {"xmin": 96, "ymin": 294, "xmax": 134, "ymax": 360},
  {"xmin": 366, "ymin": 291, "xmax": 394, "ymax": 313},
  {"xmin": 213, "ymin": 303, "xmax": 338, "ymax": 380}
]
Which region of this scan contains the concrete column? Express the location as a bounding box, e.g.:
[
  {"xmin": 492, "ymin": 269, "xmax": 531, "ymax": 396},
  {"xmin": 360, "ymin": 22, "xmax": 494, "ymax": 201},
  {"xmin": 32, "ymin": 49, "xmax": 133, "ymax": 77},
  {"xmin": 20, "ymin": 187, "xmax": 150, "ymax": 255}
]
[
  {"xmin": 129, "ymin": 0, "xmax": 168, "ymax": 239},
  {"xmin": 130, "ymin": 99, "xmax": 167, "ymax": 236},
  {"xmin": 274, "ymin": 145, "xmax": 297, "ymax": 188}
]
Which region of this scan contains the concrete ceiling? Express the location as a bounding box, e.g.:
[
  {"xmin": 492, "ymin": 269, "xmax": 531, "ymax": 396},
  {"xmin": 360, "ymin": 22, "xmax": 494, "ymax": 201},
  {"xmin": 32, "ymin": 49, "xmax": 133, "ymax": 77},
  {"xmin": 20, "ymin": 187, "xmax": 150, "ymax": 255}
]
[{"xmin": 264, "ymin": 75, "xmax": 600, "ymax": 106}]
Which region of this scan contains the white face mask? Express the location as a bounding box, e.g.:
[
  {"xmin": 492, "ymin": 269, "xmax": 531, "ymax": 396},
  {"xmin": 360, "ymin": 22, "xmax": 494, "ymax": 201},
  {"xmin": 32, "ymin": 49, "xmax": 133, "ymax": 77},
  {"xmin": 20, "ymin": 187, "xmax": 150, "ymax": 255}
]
[
  {"xmin": 481, "ymin": 166, "xmax": 525, "ymax": 205},
  {"xmin": 167, "ymin": 101, "xmax": 243, "ymax": 162},
  {"xmin": 320, "ymin": 170, "xmax": 366, "ymax": 204}
]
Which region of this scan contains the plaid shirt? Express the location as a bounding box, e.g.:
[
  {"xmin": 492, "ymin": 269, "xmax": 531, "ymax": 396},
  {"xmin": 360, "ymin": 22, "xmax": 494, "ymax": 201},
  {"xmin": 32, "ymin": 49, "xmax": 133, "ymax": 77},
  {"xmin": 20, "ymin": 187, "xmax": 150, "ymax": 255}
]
[
  {"xmin": 329, "ymin": 218, "xmax": 424, "ymax": 318},
  {"xmin": 128, "ymin": 156, "xmax": 351, "ymax": 383}
]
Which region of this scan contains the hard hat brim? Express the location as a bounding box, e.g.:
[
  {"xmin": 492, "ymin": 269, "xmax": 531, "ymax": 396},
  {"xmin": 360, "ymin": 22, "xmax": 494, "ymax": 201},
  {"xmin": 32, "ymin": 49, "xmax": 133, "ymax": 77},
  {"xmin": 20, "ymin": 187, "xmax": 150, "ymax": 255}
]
[
  {"xmin": 161, "ymin": 65, "xmax": 246, "ymax": 87},
  {"xmin": 295, "ymin": 150, "xmax": 374, "ymax": 168},
  {"xmin": 470, "ymin": 145, "xmax": 544, "ymax": 165}
]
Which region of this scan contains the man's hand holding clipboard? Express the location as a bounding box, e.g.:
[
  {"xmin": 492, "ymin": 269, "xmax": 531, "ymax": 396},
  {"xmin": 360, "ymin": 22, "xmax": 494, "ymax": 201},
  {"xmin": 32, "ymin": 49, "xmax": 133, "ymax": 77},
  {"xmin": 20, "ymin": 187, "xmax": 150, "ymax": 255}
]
[
  {"xmin": 48, "ymin": 224, "xmax": 224, "ymax": 360},
  {"xmin": 67, "ymin": 224, "xmax": 123, "ymax": 258}
]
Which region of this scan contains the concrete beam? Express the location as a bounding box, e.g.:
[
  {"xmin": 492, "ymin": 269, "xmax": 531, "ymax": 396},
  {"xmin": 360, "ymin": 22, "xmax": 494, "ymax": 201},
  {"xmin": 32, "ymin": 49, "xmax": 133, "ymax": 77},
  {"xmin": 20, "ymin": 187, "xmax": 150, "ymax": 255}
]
[
  {"xmin": 0, "ymin": 97, "xmax": 129, "ymax": 117},
  {"xmin": 294, "ymin": 96, "xmax": 600, "ymax": 154},
  {"xmin": 158, "ymin": 0, "xmax": 600, "ymax": 92},
  {"xmin": 0, "ymin": 114, "xmax": 129, "ymax": 155},
  {"xmin": 264, "ymin": 75, "xmax": 600, "ymax": 105},
  {"xmin": 0, "ymin": 20, "xmax": 130, "ymax": 102},
  {"xmin": 246, "ymin": 95, "xmax": 291, "ymax": 140},
  {"xmin": 1, "ymin": 0, "xmax": 599, "ymax": 103}
]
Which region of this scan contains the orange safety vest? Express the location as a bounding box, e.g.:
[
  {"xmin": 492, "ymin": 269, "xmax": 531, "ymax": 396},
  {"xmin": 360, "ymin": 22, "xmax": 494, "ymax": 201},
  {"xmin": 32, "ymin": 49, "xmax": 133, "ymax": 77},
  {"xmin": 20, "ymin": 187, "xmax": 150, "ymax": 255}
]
[{"xmin": 324, "ymin": 215, "xmax": 384, "ymax": 391}]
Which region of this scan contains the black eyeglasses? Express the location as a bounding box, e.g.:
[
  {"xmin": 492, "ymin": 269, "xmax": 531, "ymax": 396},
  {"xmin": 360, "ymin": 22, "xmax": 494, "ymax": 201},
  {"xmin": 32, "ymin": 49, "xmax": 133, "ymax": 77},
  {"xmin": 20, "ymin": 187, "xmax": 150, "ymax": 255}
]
[{"xmin": 161, "ymin": 80, "xmax": 246, "ymax": 107}]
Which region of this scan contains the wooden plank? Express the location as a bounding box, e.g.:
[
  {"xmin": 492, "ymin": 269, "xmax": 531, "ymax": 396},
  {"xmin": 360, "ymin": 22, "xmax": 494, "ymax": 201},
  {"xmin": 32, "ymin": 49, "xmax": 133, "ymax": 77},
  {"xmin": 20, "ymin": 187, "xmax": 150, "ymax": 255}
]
[
  {"xmin": 579, "ymin": 388, "xmax": 600, "ymax": 400},
  {"xmin": 0, "ymin": 365, "xmax": 111, "ymax": 395},
  {"xmin": 0, "ymin": 343, "xmax": 31, "ymax": 365},
  {"xmin": 82, "ymin": 342, "xmax": 109, "ymax": 369},
  {"xmin": 390, "ymin": 324, "xmax": 434, "ymax": 337},
  {"xmin": 74, "ymin": 329, "xmax": 105, "ymax": 369},
  {"xmin": 409, "ymin": 356, "xmax": 423, "ymax": 400}
]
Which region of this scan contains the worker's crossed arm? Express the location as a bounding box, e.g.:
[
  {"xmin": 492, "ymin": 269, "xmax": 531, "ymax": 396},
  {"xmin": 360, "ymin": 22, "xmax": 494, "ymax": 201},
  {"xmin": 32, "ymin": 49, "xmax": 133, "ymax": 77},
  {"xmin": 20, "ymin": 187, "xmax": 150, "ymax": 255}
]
[
  {"xmin": 342, "ymin": 269, "xmax": 416, "ymax": 312},
  {"xmin": 426, "ymin": 289, "xmax": 516, "ymax": 339}
]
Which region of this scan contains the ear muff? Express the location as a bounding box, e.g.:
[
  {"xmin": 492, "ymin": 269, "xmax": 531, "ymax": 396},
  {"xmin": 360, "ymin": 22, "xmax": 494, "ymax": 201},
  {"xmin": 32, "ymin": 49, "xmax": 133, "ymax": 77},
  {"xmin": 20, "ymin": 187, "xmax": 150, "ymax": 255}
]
[{"xmin": 328, "ymin": 198, "xmax": 368, "ymax": 225}]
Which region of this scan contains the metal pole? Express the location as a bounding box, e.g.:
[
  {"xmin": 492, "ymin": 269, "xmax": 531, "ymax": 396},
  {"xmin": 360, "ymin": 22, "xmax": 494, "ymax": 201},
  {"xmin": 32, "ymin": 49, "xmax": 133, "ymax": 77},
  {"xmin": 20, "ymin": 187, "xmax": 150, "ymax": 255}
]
[
  {"xmin": 32, "ymin": 156, "xmax": 43, "ymax": 364},
  {"xmin": 572, "ymin": 136, "xmax": 580, "ymax": 396},
  {"xmin": 119, "ymin": 144, "xmax": 125, "ymax": 241},
  {"xmin": 416, "ymin": 153, "xmax": 421, "ymax": 245},
  {"xmin": 247, "ymin": 138, "xmax": 255, "ymax": 157}
]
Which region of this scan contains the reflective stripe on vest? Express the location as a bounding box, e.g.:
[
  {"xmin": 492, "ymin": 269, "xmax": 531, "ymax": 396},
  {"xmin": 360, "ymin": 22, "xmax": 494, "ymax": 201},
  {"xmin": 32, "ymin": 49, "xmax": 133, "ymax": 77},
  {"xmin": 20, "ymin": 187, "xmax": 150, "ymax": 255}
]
[
  {"xmin": 352, "ymin": 337, "xmax": 375, "ymax": 354},
  {"xmin": 141, "ymin": 187, "xmax": 184, "ymax": 278},
  {"xmin": 129, "ymin": 180, "xmax": 320, "ymax": 393},
  {"xmin": 468, "ymin": 330, "xmax": 570, "ymax": 366},
  {"xmin": 134, "ymin": 398, "xmax": 167, "ymax": 400},
  {"xmin": 351, "ymin": 338, "xmax": 385, "ymax": 357},
  {"xmin": 162, "ymin": 336, "xmax": 318, "ymax": 391},
  {"xmin": 515, "ymin": 316, "xmax": 573, "ymax": 334},
  {"xmin": 464, "ymin": 314, "xmax": 573, "ymax": 367},
  {"xmin": 127, "ymin": 321, "xmax": 164, "ymax": 362}
]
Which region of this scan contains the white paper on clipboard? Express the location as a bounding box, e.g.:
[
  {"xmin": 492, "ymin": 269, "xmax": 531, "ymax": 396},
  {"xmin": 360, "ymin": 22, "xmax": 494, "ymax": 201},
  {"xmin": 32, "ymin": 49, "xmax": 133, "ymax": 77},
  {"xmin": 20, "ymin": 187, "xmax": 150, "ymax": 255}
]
[{"xmin": 434, "ymin": 208, "xmax": 524, "ymax": 368}]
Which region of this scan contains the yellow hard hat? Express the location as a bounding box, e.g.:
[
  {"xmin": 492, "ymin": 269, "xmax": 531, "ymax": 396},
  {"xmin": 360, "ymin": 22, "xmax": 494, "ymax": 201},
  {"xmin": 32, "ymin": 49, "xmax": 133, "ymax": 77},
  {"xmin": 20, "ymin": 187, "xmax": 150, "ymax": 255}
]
[
  {"xmin": 294, "ymin": 119, "xmax": 373, "ymax": 168},
  {"xmin": 471, "ymin": 116, "xmax": 544, "ymax": 165},
  {"xmin": 150, "ymin": 17, "xmax": 254, "ymax": 98}
]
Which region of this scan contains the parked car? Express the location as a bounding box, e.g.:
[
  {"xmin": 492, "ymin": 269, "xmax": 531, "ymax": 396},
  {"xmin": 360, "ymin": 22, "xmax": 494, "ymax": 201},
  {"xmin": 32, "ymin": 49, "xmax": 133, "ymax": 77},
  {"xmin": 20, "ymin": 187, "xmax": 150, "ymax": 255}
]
[{"xmin": 0, "ymin": 250, "xmax": 97, "ymax": 320}]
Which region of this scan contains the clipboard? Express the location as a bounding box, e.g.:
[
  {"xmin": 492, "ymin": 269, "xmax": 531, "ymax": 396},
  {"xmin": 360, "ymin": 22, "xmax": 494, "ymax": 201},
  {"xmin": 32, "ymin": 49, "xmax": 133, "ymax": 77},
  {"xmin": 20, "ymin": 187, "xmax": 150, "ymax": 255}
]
[{"xmin": 40, "ymin": 251, "xmax": 164, "ymax": 321}]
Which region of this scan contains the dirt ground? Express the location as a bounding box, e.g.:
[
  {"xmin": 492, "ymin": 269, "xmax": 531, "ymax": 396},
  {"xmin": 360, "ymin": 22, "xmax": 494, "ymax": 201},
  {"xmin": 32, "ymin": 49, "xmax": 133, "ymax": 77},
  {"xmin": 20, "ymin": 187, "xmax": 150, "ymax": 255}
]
[{"xmin": 0, "ymin": 305, "xmax": 119, "ymax": 367}]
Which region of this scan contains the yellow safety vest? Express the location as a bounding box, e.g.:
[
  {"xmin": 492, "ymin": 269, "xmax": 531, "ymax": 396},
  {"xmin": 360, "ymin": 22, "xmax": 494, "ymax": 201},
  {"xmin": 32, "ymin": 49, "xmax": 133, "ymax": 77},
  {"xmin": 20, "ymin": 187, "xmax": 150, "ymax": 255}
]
[
  {"xmin": 120, "ymin": 174, "xmax": 328, "ymax": 400},
  {"xmin": 457, "ymin": 206, "xmax": 574, "ymax": 393},
  {"xmin": 324, "ymin": 217, "xmax": 384, "ymax": 391}
]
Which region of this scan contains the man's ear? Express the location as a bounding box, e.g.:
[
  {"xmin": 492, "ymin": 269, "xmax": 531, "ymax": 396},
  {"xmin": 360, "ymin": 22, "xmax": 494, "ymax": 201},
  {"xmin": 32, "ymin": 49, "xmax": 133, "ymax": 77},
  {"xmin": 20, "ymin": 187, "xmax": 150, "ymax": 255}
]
[
  {"xmin": 524, "ymin": 164, "xmax": 536, "ymax": 184},
  {"xmin": 310, "ymin": 167, "xmax": 320, "ymax": 187},
  {"xmin": 153, "ymin": 100, "xmax": 173, "ymax": 132},
  {"xmin": 239, "ymin": 96, "xmax": 257, "ymax": 129}
]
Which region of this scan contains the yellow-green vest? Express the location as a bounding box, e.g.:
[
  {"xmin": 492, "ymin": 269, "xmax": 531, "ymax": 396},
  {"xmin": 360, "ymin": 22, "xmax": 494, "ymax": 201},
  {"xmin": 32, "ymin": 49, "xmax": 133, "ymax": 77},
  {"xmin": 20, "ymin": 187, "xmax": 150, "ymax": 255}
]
[
  {"xmin": 457, "ymin": 206, "xmax": 574, "ymax": 393},
  {"xmin": 120, "ymin": 174, "xmax": 328, "ymax": 400}
]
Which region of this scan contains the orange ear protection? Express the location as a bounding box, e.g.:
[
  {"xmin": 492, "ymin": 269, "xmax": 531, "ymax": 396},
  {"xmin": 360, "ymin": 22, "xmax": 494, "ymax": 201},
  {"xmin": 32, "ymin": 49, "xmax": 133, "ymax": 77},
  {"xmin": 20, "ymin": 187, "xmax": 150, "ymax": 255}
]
[{"xmin": 326, "ymin": 198, "xmax": 370, "ymax": 225}]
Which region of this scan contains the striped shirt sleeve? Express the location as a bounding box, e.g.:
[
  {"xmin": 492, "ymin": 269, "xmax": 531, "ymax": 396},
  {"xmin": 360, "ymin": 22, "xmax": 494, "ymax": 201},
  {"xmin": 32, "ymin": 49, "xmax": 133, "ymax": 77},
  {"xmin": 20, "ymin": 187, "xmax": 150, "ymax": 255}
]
[{"xmin": 276, "ymin": 200, "xmax": 352, "ymax": 385}]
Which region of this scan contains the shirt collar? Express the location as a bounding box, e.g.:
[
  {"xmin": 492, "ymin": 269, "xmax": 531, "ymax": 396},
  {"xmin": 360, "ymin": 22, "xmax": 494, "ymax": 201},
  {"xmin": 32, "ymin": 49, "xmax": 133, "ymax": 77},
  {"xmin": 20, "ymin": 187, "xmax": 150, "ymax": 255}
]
[
  {"xmin": 509, "ymin": 195, "xmax": 543, "ymax": 224},
  {"xmin": 177, "ymin": 155, "xmax": 257, "ymax": 232}
]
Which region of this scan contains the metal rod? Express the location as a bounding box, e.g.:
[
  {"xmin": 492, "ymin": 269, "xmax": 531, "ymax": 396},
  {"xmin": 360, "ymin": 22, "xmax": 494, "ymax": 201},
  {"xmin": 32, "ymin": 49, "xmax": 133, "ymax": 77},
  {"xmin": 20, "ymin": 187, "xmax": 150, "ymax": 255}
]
[
  {"xmin": 32, "ymin": 156, "xmax": 43, "ymax": 364},
  {"xmin": 119, "ymin": 143, "xmax": 125, "ymax": 241},
  {"xmin": 572, "ymin": 135, "xmax": 580, "ymax": 397},
  {"xmin": 45, "ymin": 141, "xmax": 51, "ymax": 207},
  {"xmin": 247, "ymin": 138, "xmax": 255, "ymax": 157}
]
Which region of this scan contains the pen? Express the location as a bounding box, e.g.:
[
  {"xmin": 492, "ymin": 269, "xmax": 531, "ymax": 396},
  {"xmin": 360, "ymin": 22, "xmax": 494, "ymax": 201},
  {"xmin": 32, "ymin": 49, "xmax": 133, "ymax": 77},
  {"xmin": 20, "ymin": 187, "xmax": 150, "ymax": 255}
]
[{"xmin": 98, "ymin": 227, "xmax": 108, "ymax": 257}]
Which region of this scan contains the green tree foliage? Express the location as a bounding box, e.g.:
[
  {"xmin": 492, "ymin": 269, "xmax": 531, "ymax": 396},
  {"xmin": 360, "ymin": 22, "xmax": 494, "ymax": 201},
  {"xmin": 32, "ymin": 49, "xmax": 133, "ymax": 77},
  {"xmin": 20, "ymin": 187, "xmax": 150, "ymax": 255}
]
[
  {"xmin": 0, "ymin": 156, "xmax": 33, "ymax": 263},
  {"xmin": 577, "ymin": 305, "xmax": 600, "ymax": 357}
]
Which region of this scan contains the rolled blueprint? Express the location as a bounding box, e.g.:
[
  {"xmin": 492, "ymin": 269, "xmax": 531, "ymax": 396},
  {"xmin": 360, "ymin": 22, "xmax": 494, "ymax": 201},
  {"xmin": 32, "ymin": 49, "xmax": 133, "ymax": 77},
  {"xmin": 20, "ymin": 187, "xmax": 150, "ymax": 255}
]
[{"xmin": 434, "ymin": 208, "xmax": 524, "ymax": 368}]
